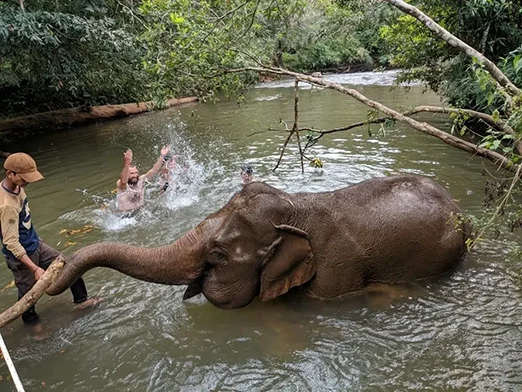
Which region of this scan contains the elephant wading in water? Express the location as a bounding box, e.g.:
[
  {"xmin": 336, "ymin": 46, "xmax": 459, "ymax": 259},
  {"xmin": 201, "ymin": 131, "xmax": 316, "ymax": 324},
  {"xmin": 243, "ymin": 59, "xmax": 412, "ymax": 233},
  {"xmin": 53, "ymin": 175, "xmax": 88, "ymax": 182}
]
[{"xmin": 47, "ymin": 175, "xmax": 470, "ymax": 308}]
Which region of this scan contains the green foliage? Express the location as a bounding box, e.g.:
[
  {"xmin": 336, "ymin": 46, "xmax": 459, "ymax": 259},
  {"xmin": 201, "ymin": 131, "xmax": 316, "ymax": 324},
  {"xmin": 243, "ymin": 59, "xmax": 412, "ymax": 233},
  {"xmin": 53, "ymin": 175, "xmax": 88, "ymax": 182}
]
[
  {"xmin": 276, "ymin": 0, "xmax": 392, "ymax": 72},
  {"xmin": 380, "ymin": 0, "xmax": 522, "ymax": 113},
  {"xmin": 0, "ymin": 0, "xmax": 400, "ymax": 116},
  {"xmin": 0, "ymin": 1, "xmax": 148, "ymax": 116},
  {"xmin": 137, "ymin": 0, "xmax": 261, "ymax": 101}
]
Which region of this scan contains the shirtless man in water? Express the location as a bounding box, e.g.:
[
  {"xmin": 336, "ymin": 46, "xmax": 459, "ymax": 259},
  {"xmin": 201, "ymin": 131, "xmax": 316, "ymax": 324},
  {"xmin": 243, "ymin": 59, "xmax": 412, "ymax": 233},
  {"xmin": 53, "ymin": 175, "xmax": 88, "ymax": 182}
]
[{"xmin": 116, "ymin": 145, "xmax": 171, "ymax": 212}]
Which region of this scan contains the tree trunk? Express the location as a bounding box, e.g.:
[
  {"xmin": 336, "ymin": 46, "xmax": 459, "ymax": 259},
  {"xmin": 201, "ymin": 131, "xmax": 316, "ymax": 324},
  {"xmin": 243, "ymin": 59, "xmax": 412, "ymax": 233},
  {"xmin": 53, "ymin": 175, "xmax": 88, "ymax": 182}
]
[{"xmin": 0, "ymin": 97, "xmax": 198, "ymax": 134}]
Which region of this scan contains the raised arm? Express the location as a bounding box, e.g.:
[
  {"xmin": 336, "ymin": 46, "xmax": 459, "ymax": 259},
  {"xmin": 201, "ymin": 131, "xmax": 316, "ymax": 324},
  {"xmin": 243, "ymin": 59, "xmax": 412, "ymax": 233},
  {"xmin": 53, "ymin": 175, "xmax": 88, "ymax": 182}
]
[
  {"xmin": 143, "ymin": 145, "xmax": 171, "ymax": 181},
  {"xmin": 117, "ymin": 149, "xmax": 133, "ymax": 190}
]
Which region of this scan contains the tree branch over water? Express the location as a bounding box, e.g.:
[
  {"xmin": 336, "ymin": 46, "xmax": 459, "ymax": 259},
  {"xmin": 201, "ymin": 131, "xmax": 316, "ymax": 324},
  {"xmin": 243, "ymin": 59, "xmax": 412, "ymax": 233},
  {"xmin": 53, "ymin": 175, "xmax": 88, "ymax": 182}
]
[
  {"xmin": 226, "ymin": 66, "xmax": 521, "ymax": 173},
  {"xmin": 383, "ymin": 0, "xmax": 522, "ymax": 97}
]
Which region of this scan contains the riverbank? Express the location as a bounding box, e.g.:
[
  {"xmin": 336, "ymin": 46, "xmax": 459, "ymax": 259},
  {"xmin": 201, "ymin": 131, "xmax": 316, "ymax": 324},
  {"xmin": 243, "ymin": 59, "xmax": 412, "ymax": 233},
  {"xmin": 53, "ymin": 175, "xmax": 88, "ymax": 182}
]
[{"xmin": 0, "ymin": 97, "xmax": 198, "ymax": 134}]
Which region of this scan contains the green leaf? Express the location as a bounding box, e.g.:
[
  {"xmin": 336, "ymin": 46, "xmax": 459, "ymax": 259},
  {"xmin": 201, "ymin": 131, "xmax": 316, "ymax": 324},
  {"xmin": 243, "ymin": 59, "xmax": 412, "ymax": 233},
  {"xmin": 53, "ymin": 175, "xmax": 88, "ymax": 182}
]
[
  {"xmin": 169, "ymin": 13, "xmax": 185, "ymax": 25},
  {"xmin": 492, "ymin": 109, "xmax": 500, "ymax": 123},
  {"xmin": 514, "ymin": 55, "xmax": 522, "ymax": 74}
]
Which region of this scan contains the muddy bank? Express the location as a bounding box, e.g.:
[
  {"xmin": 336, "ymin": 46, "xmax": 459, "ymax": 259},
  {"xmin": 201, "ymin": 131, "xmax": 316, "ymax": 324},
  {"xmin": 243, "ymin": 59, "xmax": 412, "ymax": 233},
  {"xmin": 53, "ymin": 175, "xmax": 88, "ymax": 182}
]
[{"xmin": 0, "ymin": 97, "xmax": 198, "ymax": 134}]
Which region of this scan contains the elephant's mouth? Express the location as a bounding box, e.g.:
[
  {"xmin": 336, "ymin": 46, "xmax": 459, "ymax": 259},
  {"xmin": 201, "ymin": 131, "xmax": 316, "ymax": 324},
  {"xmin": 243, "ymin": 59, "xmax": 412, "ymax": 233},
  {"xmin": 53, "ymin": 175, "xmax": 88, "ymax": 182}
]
[{"xmin": 183, "ymin": 275, "xmax": 205, "ymax": 300}]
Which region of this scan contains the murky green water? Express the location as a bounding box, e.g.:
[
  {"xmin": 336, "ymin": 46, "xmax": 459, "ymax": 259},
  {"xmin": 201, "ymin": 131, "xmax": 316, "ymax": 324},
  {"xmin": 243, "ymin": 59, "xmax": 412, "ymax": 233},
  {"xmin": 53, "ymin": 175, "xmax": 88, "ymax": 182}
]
[{"xmin": 0, "ymin": 71, "xmax": 521, "ymax": 391}]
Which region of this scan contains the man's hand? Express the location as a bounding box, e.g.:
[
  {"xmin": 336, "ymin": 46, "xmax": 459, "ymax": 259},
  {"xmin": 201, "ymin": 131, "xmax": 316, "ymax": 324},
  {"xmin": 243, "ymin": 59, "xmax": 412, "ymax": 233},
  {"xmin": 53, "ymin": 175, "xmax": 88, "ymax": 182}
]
[
  {"xmin": 33, "ymin": 267, "xmax": 45, "ymax": 280},
  {"xmin": 124, "ymin": 149, "xmax": 133, "ymax": 165},
  {"xmin": 160, "ymin": 145, "xmax": 171, "ymax": 158}
]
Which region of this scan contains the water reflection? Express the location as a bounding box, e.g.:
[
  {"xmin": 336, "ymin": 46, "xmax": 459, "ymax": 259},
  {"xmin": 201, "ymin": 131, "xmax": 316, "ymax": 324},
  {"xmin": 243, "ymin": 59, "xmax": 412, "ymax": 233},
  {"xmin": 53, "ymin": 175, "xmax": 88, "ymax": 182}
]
[{"xmin": 0, "ymin": 73, "xmax": 521, "ymax": 391}]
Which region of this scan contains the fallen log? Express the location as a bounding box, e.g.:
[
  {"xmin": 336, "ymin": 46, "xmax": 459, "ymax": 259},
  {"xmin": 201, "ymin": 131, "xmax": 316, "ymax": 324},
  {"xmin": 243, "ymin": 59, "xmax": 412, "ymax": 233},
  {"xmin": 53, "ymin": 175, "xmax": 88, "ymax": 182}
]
[
  {"xmin": 0, "ymin": 257, "xmax": 65, "ymax": 328},
  {"xmin": 0, "ymin": 97, "xmax": 199, "ymax": 134}
]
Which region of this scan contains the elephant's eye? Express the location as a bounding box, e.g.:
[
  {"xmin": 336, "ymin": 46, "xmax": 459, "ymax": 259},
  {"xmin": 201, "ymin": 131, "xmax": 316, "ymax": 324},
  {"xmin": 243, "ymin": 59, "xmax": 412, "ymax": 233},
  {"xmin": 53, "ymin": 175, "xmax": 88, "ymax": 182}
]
[{"xmin": 207, "ymin": 250, "xmax": 226, "ymax": 265}]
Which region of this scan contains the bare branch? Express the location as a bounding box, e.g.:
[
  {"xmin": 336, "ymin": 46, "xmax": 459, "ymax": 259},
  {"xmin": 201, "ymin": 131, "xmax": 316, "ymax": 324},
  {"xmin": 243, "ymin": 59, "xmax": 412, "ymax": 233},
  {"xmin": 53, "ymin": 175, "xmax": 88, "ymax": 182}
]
[
  {"xmin": 235, "ymin": 0, "xmax": 262, "ymax": 41},
  {"xmin": 273, "ymin": 120, "xmax": 294, "ymax": 172},
  {"xmin": 291, "ymin": 80, "xmax": 305, "ymax": 173}
]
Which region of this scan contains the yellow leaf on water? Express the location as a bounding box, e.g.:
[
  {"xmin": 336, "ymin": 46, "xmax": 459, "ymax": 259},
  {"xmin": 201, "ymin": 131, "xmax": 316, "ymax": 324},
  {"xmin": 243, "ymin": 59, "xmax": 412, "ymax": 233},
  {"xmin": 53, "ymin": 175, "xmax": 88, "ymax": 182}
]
[
  {"xmin": 65, "ymin": 241, "xmax": 77, "ymax": 247},
  {"xmin": 65, "ymin": 225, "xmax": 96, "ymax": 236},
  {"xmin": 59, "ymin": 229, "xmax": 67, "ymax": 235},
  {"xmin": 0, "ymin": 280, "xmax": 15, "ymax": 292}
]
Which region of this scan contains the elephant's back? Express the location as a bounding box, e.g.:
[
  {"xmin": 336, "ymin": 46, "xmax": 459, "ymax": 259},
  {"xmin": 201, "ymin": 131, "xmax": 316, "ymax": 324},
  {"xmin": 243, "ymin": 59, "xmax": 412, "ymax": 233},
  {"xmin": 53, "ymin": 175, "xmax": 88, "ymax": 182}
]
[{"xmin": 306, "ymin": 175, "xmax": 468, "ymax": 298}]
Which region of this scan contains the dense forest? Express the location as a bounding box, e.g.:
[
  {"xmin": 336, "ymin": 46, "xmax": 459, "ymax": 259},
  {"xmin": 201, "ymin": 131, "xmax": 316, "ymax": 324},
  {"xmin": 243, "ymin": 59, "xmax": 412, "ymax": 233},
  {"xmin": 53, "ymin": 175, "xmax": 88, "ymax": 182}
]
[{"xmin": 2, "ymin": 0, "xmax": 521, "ymax": 118}]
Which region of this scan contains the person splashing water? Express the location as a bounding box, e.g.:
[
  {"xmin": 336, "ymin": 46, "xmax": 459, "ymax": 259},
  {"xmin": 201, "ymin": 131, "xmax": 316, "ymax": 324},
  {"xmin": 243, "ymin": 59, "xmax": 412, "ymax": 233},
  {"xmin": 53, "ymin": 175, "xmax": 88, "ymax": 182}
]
[{"xmin": 116, "ymin": 145, "xmax": 171, "ymax": 213}]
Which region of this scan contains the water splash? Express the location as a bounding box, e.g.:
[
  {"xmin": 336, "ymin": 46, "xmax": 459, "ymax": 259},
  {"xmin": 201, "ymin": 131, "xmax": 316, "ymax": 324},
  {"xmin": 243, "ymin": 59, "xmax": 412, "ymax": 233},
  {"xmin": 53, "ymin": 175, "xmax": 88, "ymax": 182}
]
[
  {"xmin": 60, "ymin": 120, "xmax": 229, "ymax": 233},
  {"xmin": 255, "ymin": 70, "xmax": 420, "ymax": 89}
]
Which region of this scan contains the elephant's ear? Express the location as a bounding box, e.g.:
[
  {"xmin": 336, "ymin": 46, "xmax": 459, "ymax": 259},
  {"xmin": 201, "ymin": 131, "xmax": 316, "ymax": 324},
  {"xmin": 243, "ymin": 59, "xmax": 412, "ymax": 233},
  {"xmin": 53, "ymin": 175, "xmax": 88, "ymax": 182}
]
[{"xmin": 259, "ymin": 224, "xmax": 316, "ymax": 302}]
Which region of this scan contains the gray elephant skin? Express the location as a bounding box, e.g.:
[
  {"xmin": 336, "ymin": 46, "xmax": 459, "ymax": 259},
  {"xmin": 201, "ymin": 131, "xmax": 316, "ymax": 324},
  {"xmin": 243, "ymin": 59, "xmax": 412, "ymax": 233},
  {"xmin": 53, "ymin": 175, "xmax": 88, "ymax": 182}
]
[{"xmin": 47, "ymin": 175, "xmax": 470, "ymax": 309}]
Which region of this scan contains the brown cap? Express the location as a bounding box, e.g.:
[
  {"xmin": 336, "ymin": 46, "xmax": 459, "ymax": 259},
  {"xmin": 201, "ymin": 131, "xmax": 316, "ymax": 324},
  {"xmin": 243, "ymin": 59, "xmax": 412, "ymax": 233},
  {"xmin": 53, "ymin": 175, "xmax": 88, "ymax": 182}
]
[{"xmin": 4, "ymin": 153, "xmax": 44, "ymax": 183}]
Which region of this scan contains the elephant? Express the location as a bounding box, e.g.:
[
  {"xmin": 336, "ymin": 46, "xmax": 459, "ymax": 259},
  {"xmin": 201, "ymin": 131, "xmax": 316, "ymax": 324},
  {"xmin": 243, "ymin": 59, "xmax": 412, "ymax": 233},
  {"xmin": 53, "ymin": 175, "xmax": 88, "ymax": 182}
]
[{"xmin": 47, "ymin": 174, "xmax": 470, "ymax": 309}]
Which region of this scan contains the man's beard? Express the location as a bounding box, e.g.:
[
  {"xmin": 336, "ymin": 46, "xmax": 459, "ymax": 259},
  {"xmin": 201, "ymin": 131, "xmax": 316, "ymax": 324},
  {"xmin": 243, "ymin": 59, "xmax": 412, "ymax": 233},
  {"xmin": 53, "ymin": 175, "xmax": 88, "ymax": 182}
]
[{"xmin": 128, "ymin": 177, "xmax": 139, "ymax": 186}]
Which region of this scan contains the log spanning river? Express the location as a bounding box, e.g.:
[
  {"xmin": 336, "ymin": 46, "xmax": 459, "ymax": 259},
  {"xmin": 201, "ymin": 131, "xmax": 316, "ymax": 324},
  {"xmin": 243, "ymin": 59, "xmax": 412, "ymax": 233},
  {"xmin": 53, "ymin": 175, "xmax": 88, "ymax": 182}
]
[{"xmin": 0, "ymin": 70, "xmax": 521, "ymax": 391}]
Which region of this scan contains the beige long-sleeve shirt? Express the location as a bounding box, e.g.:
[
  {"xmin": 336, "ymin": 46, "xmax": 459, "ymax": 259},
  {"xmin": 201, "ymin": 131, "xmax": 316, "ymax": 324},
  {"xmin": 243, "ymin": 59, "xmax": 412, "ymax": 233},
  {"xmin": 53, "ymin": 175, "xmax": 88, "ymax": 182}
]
[{"xmin": 0, "ymin": 182, "xmax": 39, "ymax": 259}]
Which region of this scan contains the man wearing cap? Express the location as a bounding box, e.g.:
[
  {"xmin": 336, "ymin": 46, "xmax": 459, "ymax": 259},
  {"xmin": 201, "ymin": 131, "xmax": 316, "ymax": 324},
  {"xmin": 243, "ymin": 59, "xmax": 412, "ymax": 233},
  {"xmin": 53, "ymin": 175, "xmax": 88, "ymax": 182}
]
[{"xmin": 1, "ymin": 153, "xmax": 99, "ymax": 326}]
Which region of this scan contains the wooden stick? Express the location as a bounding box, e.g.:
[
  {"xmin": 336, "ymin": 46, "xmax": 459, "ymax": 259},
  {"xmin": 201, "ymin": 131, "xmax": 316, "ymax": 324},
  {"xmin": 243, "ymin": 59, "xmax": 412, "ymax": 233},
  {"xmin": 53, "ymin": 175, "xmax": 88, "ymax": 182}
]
[
  {"xmin": 0, "ymin": 331, "xmax": 25, "ymax": 391},
  {"xmin": 0, "ymin": 257, "xmax": 65, "ymax": 328}
]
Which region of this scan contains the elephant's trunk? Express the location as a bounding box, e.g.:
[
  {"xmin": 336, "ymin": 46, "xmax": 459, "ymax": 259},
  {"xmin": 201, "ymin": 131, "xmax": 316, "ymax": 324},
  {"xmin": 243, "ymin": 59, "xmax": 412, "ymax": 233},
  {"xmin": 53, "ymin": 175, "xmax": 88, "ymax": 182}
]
[{"xmin": 46, "ymin": 220, "xmax": 219, "ymax": 296}]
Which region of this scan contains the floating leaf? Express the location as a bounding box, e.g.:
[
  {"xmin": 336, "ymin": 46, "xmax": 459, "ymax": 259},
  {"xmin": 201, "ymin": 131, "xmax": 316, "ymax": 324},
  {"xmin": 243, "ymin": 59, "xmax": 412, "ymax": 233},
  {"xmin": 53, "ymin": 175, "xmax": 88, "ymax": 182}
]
[
  {"xmin": 0, "ymin": 280, "xmax": 15, "ymax": 292},
  {"xmin": 309, "ymin": 157, "xmax": 323, "ymax": 168}
]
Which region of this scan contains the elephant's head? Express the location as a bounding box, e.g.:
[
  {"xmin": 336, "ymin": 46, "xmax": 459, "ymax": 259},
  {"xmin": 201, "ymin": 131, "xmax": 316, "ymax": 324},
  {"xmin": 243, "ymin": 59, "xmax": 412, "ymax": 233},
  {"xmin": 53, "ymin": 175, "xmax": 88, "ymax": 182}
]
[{"xmin": 47, "ymin": 182, "xmax": 316, "ymax": 309}]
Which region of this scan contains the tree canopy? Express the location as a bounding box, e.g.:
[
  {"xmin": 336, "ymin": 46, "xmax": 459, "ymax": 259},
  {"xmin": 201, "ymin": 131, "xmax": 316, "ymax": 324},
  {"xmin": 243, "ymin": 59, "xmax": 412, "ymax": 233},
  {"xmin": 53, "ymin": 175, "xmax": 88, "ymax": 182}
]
[{"xmin": 0, "ymin": 0, "xmax": 392, "ymax": 116}]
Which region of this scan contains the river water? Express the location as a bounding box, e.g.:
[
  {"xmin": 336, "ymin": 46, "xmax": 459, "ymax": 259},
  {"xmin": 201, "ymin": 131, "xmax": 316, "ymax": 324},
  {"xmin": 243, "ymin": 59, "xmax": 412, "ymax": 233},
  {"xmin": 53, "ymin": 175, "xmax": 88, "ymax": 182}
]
[{"xmin": 0, "ymin": 70, "xmax": 521, "ymax": 391}]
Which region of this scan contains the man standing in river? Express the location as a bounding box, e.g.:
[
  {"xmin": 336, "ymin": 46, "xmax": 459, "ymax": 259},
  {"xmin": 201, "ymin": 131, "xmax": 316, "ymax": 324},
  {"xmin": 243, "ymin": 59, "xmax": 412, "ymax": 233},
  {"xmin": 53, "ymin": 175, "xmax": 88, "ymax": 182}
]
[
  {"xmin": 116, "ymin": 145, "xmax": 171, "ymax": 212},
  {"xmin": 0, "ymin": 153, "xmax": 100, "ymax": 327}
]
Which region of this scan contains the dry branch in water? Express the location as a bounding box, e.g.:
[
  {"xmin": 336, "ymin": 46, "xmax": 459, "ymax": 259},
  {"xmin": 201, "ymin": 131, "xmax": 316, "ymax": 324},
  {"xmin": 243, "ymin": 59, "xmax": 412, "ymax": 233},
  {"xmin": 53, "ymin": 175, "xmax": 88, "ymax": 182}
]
[
  {"xmin": 231, "ymin": 66, "xmax": 521, "ymax": 173},
  {"xmin": 298, "ymin": 105, "xmax": 522, "ymax": 156},
  {"xmin": 0, "ymin": 257, "xmax": 65, "ymax": 328}
]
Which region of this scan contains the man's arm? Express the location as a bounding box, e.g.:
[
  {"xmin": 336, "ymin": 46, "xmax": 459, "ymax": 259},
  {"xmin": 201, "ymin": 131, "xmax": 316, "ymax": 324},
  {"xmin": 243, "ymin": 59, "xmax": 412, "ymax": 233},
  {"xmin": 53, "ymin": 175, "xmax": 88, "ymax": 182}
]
[
  {"xmin": 143, "ymin": 145, "xmax": 171, "ymax": 181},
  {"xmin": 0, "ymin": 207, "xmax": 43, "ymax": 279},
  {"xmin": 118, "ymin": 149, "xmax": 133, "ymax": 190}
]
